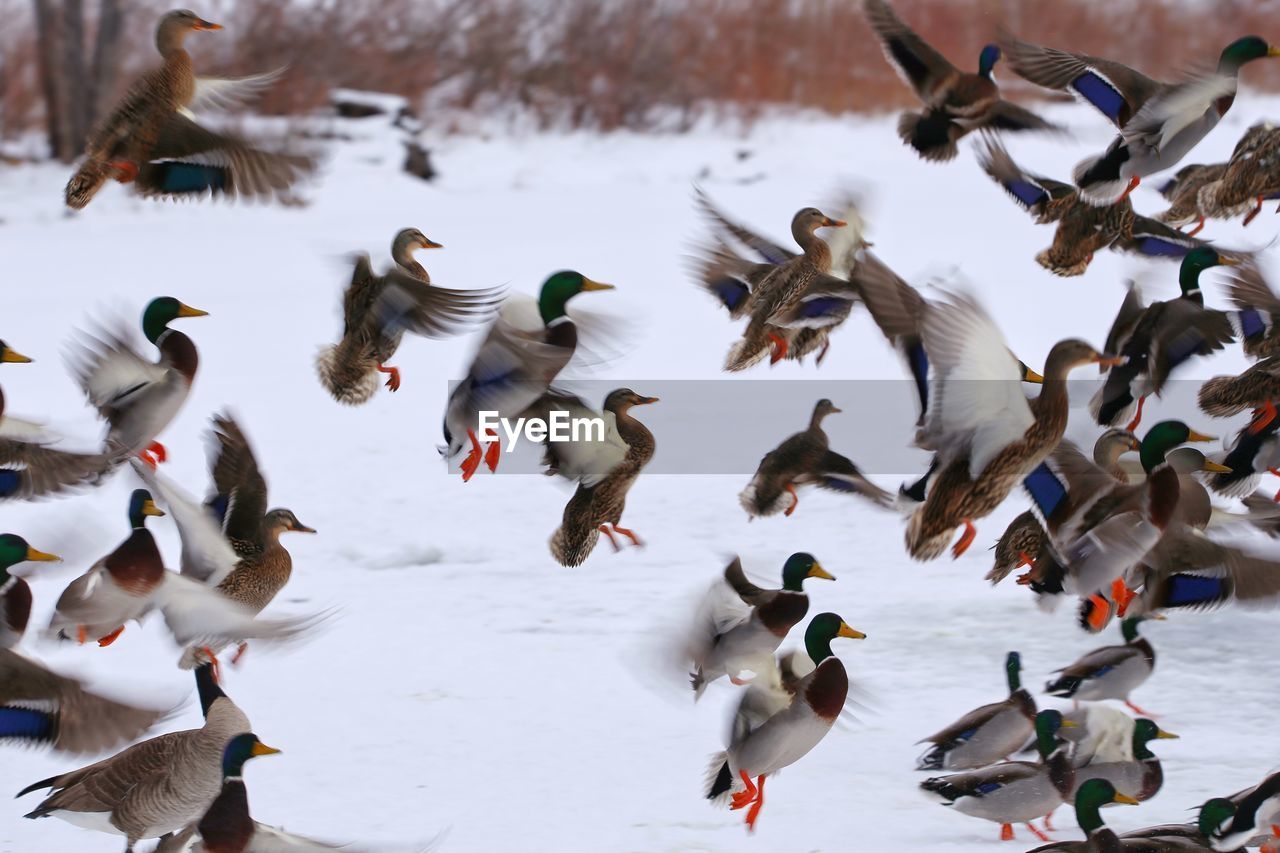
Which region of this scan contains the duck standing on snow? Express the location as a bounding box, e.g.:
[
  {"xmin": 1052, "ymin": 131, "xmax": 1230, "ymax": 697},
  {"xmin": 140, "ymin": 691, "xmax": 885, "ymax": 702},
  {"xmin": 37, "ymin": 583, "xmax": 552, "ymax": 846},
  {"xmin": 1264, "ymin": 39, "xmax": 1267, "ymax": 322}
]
[
  {"xmin": 138, "ymin": 413, "xmax": 317, "ymax": 668},
  {"xmin": 704, "ymin": 612, "xmax": 864, "ymax": 832},
  {"xmin": 1026, "ymin": 778, "xmax": 1140, "ymax": 853},
  {"xmin": 687, "ymin": 554, "xmax": 834, "ymax": 698},
  {"xmin": 18, "ymin": 664, "xmax": 252, "ymax": 851},
  {"xmin": 1002, "ymin": 32, "xmax": 1280, "ymax": 204},
  {"xmin": 543, "ymin": 389, "xmax": 657, "ymax": 567},
  {"xmin": 921, "ymin": 710, "xmax": 1076, "ymax": 843},
  {"xmin": 861, "ymin": 0, "xmax": 1056, "ymax": 161},
  {"xmin": 65, "ymin": 9, "xmax": 315, "ymax": 209},
  {"xmin": 0, "ymin": 341, "xmax": 113, "ymax": 499},
  {"xmin": 0, "ymin": 535, "xmax": 166, "ymax": 754},
  {"xmin": 740, "ymin": 399, "xmax": 890, "ymax": 518},
  {"xmin": 977, "ymin": 138, "xmax": 1225, "ymax": 277},
  {"xmin": 70, "ymin": 296, "xmax": 208, "ymax": 468},
  {"xmin": 905, "ymin": 292, "xmax": 1115, "ymax": 560},
  {"xmin": 1092, "ymin": 250, "xmax": 1239, "ymax": 430},
  {"xmin": 1045, "ymin": 616, "xmax": 1160, "ymax": 716},
  {"xmin": 1067, "ymin": 718, "xmax": 1178, "ymax": 805},
  {"xmin": 316, "ymin": 228, "xmax": 504, "ymax": 404},
  {"xmin": 442, "ymin": 271, "xmax": 614, "ymax": 481},
  {"xmin": 917, "ymin": 651, "xmax": 1037, "ymax": 771}
]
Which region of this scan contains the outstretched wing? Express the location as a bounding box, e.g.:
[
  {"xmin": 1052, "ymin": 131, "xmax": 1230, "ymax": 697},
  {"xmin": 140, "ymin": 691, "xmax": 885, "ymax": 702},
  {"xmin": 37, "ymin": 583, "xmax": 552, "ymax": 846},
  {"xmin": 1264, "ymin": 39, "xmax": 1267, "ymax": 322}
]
[
  {"xmin": 188, "ymin": 68, "xmax": 286, "ymax": 113},
  {"xmin": 862, "ymin": 0, "xmax": 958, "ymax": 102},
  {"xmin": 207, "ymin": 413, "xmax": 269, "ymax": 546},
  {"xmin": 977, "ymin": 137, "xmax": 1076, "ymax": 221}
]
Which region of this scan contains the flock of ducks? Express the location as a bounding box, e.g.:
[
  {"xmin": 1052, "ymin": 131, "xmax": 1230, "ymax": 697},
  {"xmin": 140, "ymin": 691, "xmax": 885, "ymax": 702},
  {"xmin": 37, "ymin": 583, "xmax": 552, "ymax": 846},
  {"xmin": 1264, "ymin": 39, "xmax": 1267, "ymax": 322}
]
[{"xmin": 5, "ymin": 2, "xmax": 1280, "ymax": 851}]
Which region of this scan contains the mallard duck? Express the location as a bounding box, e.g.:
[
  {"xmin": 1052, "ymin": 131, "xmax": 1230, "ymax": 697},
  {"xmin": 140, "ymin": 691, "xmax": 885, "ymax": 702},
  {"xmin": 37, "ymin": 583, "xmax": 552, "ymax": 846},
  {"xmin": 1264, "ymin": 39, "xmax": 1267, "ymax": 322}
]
[
  {"xmin": 1067, "ymin": 718, "xmax": 1178, "ymax": 806},
  {"xmin": 862, "ymin": 0, "xmax": 1055, "ymax": 161},
  {"xmin": 692, "ymin": 189, "xmax": 872, "ymax": 366},
  {"xmin": 1157, "ymin": 162, "xmax": 1230, "ymax": 233},
  {"xmin": 978, "ymin": 138, "xmax": 1223, "ymax": 277},
  {"xmin": 1202, "ymin": 773, "xmax": 1280, "ymax": 852},
  {"xmin": 1122, "ymin": 525, "xmax": 1280, "ymax": 619},
  {"xmin": 1195, "ymin": 122, "xmax": 1280, "ymax": 230},
  {"xmin": 1199, "ymin": 356, "xmax": 1280, "ymax": 423},
  {"xmin": 71, "ymin": 296, "xmax": 208, "ymax": 468},
  {"xmin": 1092, "ymin": 251, "xmax": 1239, "ymax": 430},
  {"xmin": 141, "ymin": 414, "xmax": 316, "ymax": 666},
  {"xmin": 921, "ymin": 709, "xmax": 1076, "ymax": 843},
  {"xmin": 906, "ymin": 292, "xmax": 1114, "ymax": 560},
  {"xmin": 1045, "ymin": 617, "xmax": 1160, "ymax": 715},
  {"xmin": 441, "ymin": 271, "xmax": 614, "ymax": 481},
  {"xmin": 1026, "ymin": 779, "xmax": 1141, "ymax": 852},
  {"xmin": 1224, "ymin": 260, "xmax": 1280, "ymax": 360},
  {"xmin": 65, "ymin": 10, "xmax": 314, "ymax": 209},
  {"xmin": 1206, "ymin": 413, "xmax": 1280, "ymax": 498},
  {"xmin": 704, "ymin": 612, "xmax": 864, "ymax": 832},
  {"xmin": 316, "ymin": 228, "xmax": 504, "ymax": 404},
  {"xmin": 739, "ymin": 398, "xmax": 891, "ymax": 518},
  {"xmin": 917, "ymin": 651, "xmax": 1037, "ymax": 771},
  {"xmin": 543, "ymin": 389, "xmax": 657, "ymax": 567},
  {"xmin": 1, "ymin": 341, "xmax": 112, "ymax": 499},
  {"xmin": 47, "ymin": 488, "xmax": 321, "ymax": 653},
  {"xmin": 1002, "ymin": 33, "xmax": 1280, "ymax": 204},
  {"xmin": 18, "ymin": 663, "xmax": 250, "ymax": 851},
  {"xmin": 687, "ymin": 554, "xmax": 835, "ymax": 698},
  {"xmin": 990, "ymin": 431, "xmax": 1140, "ymax": 584}
]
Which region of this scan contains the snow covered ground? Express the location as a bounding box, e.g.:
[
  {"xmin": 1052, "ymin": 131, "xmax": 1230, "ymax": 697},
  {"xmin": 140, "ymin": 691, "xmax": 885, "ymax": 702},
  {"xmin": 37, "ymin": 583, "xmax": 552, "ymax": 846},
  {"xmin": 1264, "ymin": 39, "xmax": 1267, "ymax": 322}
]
[{"xmin": 2, "ymin": 95, "xmax": 1280, "ymax": 852}]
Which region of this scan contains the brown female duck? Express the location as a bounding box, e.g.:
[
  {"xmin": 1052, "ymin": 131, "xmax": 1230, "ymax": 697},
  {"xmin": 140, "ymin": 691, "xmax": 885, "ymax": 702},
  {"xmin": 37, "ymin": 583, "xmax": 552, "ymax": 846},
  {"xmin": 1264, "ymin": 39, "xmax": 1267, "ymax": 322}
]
[
  {"xmin": 65, "ymin": 10, "xmax": 313, "ymax": 209},
  {"xmin": 978, "ymin": 138, "xmax": 1217, "ymax": 277},
  {"xmin": 906, "ymin": 293, "xmax": 1114, "ymax": 561},
  {"xmin": 863, "ymin": 0, "xmax": 1055, "ymax": 161},
  {"xmin": 1156, "ymin": 161, "xmax": 1230, "ymax": 234},
  {"xmin": 1199, "ymin": 356, "xmax": 1280, "ymax": 425},
  {"xmin": 317, "ymin": 228, "xmax": 504, "ymax": 404},
  {"xmin": 548, "ymin": 389, "xmax": 658, "ymax": 567},
  {"xmin": 739, "ymin": 399, "xmax": 891, "ymax": 519},
  {"xmin": 1195, "ymin": 121, "xmax": 1280, "ymax": 229}
]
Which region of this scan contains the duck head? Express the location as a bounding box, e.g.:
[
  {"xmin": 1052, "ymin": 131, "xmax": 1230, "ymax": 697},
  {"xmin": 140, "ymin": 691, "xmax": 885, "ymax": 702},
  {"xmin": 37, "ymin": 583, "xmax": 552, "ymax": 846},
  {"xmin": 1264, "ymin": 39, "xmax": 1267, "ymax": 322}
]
[
  {"xmin": 1119, "ymin": 614, "xmax": 1161, "ymax": 644},
  {"xmin": 0, "ymin": 534, "xmax": 59, "ymax": 579},
  {"xmin": 220, "ymin": 732, "xmax": 281, "ymax": 779},
  {"xmin": 810, "ymin": 398, "xmax": 842, "ymax": 428},
  {"xmin": 0, "ymin": 341, "xmax": 31, "ymax": 364},
  {"xmin": 1131, "ymin": 717, "xmax": 1179, "ymax": 760},
  {"xmin": 1197, "ymin": 797, "xmax": 1239, "ymax": 841},
  {"xmin": 156, "ymin": 9, "xmax": 222, "ymax": 56},
  {"xmin": 790, "ymin": 208, "xmax": 846, "ymax": 244},
  {"xmin": 392, "ymin": 228, "xmax": 443, "ymax": 265},
  {"xmin": 1164, "ymin": 447, "xmax": 1231, "ymax": 476},
  {"xmin": 1004, "ymin": 650, "xmax": 1023, "ymax": 693},
  {"xmin": 127, "ymin": 489, "xmax": 166, "ymax": 530},
  {"xmin": 1178, "ymin": 247, "xmax": 1239, "ymax": 296},
  {"xmin": 1138, "ymin": 420, "xmax": 1215, "ymax": 473},
  {"xmin": 264, "ymin": 508, "xmax": 316, "ymax": 536},
  {"xmin": 142, "ymin": 296, "xmax": 208, "ymax": 344},
  {"xmin": 603, "ymin": 388, "xmax": 659, "ymax": 416},
  {"xmin": 1042, "ymin": 340, "xmax": 1121, "ymax": 380},
  {"xmin": 1032, "ymin": 709, "xmax": 1076, "ymax": 758},
  {"xmin": 780, "ymin": 552, "xmax": 835, "ymax": 591},
  {"xmin": 1218, "ymin": 36, "xmax": 1280, "ymax": 73},
  {"xmin": 804, "ymin": 611, "xmax": 865, "ymax": 663},
  {"xmin": 537, "ymin": 271, "xmax": 614, "ymax": 325},
  {"xmin": 978, "ymin": 44, "xmax": 1001, "ymax": 78},
  {"xmin": 1074, "ymin": 779, "xmax": 1139, "ymax": 835}
]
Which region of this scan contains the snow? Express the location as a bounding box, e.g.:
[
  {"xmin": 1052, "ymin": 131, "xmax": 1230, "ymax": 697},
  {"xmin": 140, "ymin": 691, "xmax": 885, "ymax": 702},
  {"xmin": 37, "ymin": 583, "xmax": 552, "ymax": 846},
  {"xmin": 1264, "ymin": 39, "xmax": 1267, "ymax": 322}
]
[{"xmin": 2, "ymin": 97, "xmax": 1280, "ymax": 852}]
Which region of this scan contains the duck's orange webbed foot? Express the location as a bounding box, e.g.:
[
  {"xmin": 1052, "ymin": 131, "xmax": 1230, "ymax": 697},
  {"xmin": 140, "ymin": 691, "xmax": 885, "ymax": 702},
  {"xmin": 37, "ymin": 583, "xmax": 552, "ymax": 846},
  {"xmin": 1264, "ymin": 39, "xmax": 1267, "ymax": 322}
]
[
  {"xmin": 1245, "ymin": 197, "xmax": 1265, "ymax": 227},
  {"xmin": 484, "ymin": 437, "xmax": 501, "ymax": 473},
  {"xmin": 1125, "ymin": 395, "xmax": 1147, "ymax": 433},
  {"xmin": 1118, "ymin": 176, "xmax": 1140, "ymax": 202},
  {"xmin": 1249, "ymin": 401, "xmax": 1278, "ymax": 435},
  {"xmin": 815, "ymin": 340, "xmax": 831, "ymax": 366},
  {"xmin": 1026, "ymin": 822, "xmax": 1052, "ymax": 842},
  {"xmin": 951, "ymin": 519, "xmax": 977, "ymax": 559},
  {"xmin": 460, "ymin": 429, "xmax": 483, "ymax": 482},
  {"xmin": 783, "ymin": 484, "xmax": 799, "ymax": 517},
  {"xmin": 999, "ymin": 823, "xmax": 1015, "ymax": 842},
  {"xmin": 598, "ymin": 524, "xmax": 622, "ymax": 552},
  {"xmin": 730, "ymin": 771, "xmax": 759, "ymax": 811},
  {"xmin": 1111, "ymin": 577, "xmax": 1138, "ymax": 616},
  {"xmin": 231, "ymin": 642, "xmax": 249, "ymax": 667},
  {"xmin": 1186, "ymin": 216, "xmax": 1206, "ymax": 237},
  {"xmin": 76, "ymin": 625, "xmax": 87, "ymax": 645},
  {"xmin": 376, "ymin": 363, "xmax": 401, "ymax": 392},
  {"xmin": 768, "ymin": 333, "xmax": 788, "ymax": 365},
  {"xmin": 612, "ymin": 524, "xmax": 643, "ymax": 548},
  {"xmin": 108, "ymin": 160, "xmax": 139, "ymax": 183},
  {"xmin": 744, "ymin": 774, "xmax": 766, "ymax": 832},
  {"xmin": 97, "ymin": 626, "xmax": 125, "ymax": 647},
  {"xmin": 200, "ymin": 647, "xmax": 222, "ymax": 683},
  {"xmin": 1043, "ymin": 811, "xmax": 1056, "ymax": 832},
  {"xmin": 1125, "ymin": 699, "xmax": 1158, "ymax": 717}
]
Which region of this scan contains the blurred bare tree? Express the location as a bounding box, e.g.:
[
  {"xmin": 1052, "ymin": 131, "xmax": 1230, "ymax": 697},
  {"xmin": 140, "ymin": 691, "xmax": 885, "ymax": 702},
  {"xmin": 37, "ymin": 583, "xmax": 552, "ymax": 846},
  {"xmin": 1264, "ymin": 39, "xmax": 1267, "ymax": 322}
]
[{"xmin": 31, "ymin": 0, "xmax": 126, "ymax": 161}]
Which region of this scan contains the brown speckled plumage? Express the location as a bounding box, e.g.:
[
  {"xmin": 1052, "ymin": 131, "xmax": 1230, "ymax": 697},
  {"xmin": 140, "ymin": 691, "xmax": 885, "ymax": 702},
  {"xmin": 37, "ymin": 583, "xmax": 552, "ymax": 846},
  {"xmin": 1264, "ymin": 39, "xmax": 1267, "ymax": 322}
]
[
  {"xmin": 549, "ymin": 391, "xmax": 657, "ymax": 567},
  {"xmin": 1156, "ymin": 162, "xmax": 1228, "ymax": 226},
  {"xmin": 1199, "ymin": 356, "xmax": 1280, "ymax": 418}
]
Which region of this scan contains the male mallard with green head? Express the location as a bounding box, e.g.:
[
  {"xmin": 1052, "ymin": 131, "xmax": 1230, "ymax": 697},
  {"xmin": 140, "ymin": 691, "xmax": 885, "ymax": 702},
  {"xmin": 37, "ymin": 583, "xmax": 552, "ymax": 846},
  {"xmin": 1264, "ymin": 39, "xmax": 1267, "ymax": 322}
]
[
  {"xmin": 1026, "ymin": 778, "xmax": 1140, "ymax": 852},
  {"xmin": 65, "ymin": 10, "xmax": 314, "ymax": 209},
  {"xmin": 863, "ymin": 0, "xmax": 1056, "ymax": 162},
  {"xmin": 71, "ymin": 296, "xmax": 208, "ymax": 468},
  {"xmin": 1067, "ymin": 718, "xmax": 1178, "ymax": 806},
  {"xmin": 442, "ymin": 270, "xmax": 615, "ymax": 481},
  {"xmin": 688, "ymin": 554, "xmax": 835, "ymax": 698},
  {"xmin": 1046, "ymin": 616, "xmax": 1160, "ymax": 715},
  {"xmin": 317, "ymin": 228, "xmax": 504, "ymax": 404},
  {"xmin": 1003, "ymin": 32, "xmax": 1280, "ymax": 204},
  {"xmin": 1201, "ymin": 772, "xmax": 1280, "ymax": 852},
  {"xmin": 917, "ymin": 651, "xmax": 1037, "ymax": 771},
  {"xmin": 705, "ymin": 612, "xmax": 864, "ymax": 832}
]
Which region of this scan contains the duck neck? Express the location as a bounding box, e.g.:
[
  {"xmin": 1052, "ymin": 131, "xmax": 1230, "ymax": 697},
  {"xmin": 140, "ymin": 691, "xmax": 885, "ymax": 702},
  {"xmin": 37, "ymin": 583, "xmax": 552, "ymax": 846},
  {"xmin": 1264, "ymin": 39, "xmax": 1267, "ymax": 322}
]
[
  {"xmin": 392, "ymin": 243, "xmax": 429, "ymax": 282},
  {"xmin": 1178, "ymin": 265, "xmax": 1207, "ymax": 303},
  {"xmin": 195, "ymin": 663, "xmax": 227, "ymax": 717},
  {"xmin": 805, "ymin": 633, "xmax": 833, "ymax": 665},
  {"xmin": 156, "ymin": 26, "xmax": 191, "ymax": 60},
  {"xmin": 1034, "ymin": 351, "xmax": 1075, "ymax": 423},
  {"xmin": 808, "ymin": 408, "xmax": 830, "ymax": 431},
  {"xmin": 794, "ymin": 227, "xmax": 832, "ymax": 270},
  {"xmin": 1075, "ymin": 797, "xmax": 1108, "ymax": 836}
]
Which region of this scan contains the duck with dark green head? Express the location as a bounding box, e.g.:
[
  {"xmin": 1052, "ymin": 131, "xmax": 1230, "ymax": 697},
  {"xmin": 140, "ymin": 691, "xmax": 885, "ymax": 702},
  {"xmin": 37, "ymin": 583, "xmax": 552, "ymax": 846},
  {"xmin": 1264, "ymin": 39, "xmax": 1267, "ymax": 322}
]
[
  {"xmin": 48, "ymin": 489, "xmax": 167, "ymax": 647},
  {"xmin": 689, "ymin": 554, "xmax": 835, "ymax": 699},
  {"xmin": 917, "ymin": 651, "xmax": 1037, "ymax": 771},
  {"xmin": 1200, "ymin": 772, "xmax": 1280, "ymax": 852},
  {"xmin": 188, "ymin": 733, "xmax": 282, "ymax": 851},
  {"xmin": 1003, "ymin": 29, "xmax": 1280, "ymax": 204},
  {"xmin": 316, "ymin": 227, "xmax": 504, "ymax": 405},
  {"xmin": 1046, "ymin": 616, "xmax": 1162, "ymax": 715},
  {"xmin": 921, "ymin": 709, "xmax": 1077, "ymax": 842},
  {"xmin": 862, "ymin": 0, "xmax": 1056, "ymax": 162},
  {"xmin": 0, "ymin": 534, "xmax": 59, "ymax": 650},
  {"xmin": 72, "ymin": 296, "xmax": 208, "ymax": 469},
  {"xmin": 442, "ymin": 270, "xmax": 615, "ymax": 481},
  {"xmin": 1066, "ymin": 717, "xmax": 1178, "ymax": 806},
  {"xmin": 1, "ymin": 341, "xmax": 115, "ymax": 501},
  {"xmin": 1092, "ymin": 254, "xmax": 1239, "ymax": 430},
  {"xmin": 705, "ymin": 611, "xmax": 864, "ymax": 832},
  {"xmin": 1026, "ymin": 778, "xmax": 1140, "ymax": 852}
]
